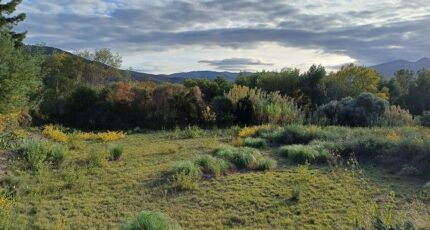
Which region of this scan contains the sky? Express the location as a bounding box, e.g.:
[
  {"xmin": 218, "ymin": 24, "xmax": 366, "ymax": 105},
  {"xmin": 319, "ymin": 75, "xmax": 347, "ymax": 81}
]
[{"xmin": 16, "ymin": 0, "xmax": 430, "ymax": 74}]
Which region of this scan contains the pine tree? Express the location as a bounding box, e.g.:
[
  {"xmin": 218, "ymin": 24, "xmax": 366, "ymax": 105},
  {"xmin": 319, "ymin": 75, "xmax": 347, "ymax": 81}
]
[{"xmin": 0, "ymin": 0, "xmax": 26, "ymax": 46}]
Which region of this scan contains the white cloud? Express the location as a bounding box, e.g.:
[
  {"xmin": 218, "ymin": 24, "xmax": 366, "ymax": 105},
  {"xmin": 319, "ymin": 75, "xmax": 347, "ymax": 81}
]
[{"xmin": 17, "ymin": 0, "xmax": 430, "ymax": 73}]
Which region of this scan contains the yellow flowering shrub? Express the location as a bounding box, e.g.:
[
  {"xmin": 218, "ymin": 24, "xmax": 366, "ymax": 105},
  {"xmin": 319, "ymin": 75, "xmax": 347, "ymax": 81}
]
[
  {"xmin": 0, "ymin": 196, "xmax": 11, "ymax": 209},
  {"xmin": 42, "ymin": 125, "xmax": 69, "ymax": 143},
  {"xmin": 239, "ymin": 126, "xmax": 258, "ymax": 138},
  {"xmin": 96, "ymin": 131, "xmax": 126, "ymax": 142},
  {"xmin": 0, "ymin": 113, "xmax": 20, "ymax": 132},
  {"xmin": 386, "ymin": 131, "xmax": 400, "ymax": 142},
  {"xmin": 75, "ymin": 131, "xmax": 126, "ymax": 142}
]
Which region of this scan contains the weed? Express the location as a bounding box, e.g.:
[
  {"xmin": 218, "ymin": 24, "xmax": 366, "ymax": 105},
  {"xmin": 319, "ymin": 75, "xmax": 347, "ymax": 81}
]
[
  {"xmin": 290, "ymin": 184, "xmax": 301, "ymax": 202},
  {"xmin": 121, "ymin": 210, "xmax": 181, "ymax": 230},
  {"xmin": 85, "ymin": 151, "xmax": 106, "ymax": 168},
  {"xmin": 42, "ymin": 125, "xmax": 69, "ymax": 143},
  {"xmin": 109, "ymin": 144, "xmax": 124, "ymax": 161}
]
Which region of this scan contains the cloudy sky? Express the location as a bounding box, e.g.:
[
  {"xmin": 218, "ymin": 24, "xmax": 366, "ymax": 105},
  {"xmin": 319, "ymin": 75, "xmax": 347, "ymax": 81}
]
[{"xmin": 17, "ymin": 0, "xmax": 430, "ymax": 74}]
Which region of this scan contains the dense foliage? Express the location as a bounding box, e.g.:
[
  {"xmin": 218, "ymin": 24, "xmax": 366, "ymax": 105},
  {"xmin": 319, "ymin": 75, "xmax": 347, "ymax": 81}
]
[{"xmin": 0, "ymin": 33, "xmax": 40, "ymax": 113}]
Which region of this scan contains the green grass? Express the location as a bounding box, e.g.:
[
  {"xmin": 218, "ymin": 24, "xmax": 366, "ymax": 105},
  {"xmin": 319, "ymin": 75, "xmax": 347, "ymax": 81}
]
[{"xmin": 1, "ymin": 129, "xmax": 429, "ymax": 229}]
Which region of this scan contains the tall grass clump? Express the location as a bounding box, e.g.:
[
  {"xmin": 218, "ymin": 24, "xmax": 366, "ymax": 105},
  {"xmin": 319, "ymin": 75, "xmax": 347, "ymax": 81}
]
[
  {"xmin": 244, "ymin": 137, "xmax": 267, "ymax": 148},
  {"xmin": 184, "ymin": 125, "xmax": 204, "ymax": 139},
  {"xmin": 279, "ymin": 144, "xmax": 330, "ymax": 164},
  {"xmin": 255, "ymin": 158, "xmax": 277, "ymax": 171},
  {"xmin": 270, "ymin": 125, "xmax": 322, "ymax": 144},
  {"xmin": 214, "ymin": 146, "xmax": 261, "ymax": 169},
  {"xmin": 195, "ymin": 154, "xmax": 229, "ymax": 177},
  {"xmin": 169, "ymin": 161, "xmax": 202, "ymax": 190},
  {"xmin": 121, "ymin": 210, "xmax": 181, "ymax": 230},
  {"xmin": 109, "ymin": 144, "xmax": 124, "ymax": 161}
]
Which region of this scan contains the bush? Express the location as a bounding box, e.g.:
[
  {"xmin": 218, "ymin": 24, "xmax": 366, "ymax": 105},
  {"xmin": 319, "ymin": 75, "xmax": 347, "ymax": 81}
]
[
  {"xmin": 290, "ymin": 185, "xmax": 301, "ymax": 202},
  {"xmin": 195, "ymin": 154, "xmax": 229, "ymax": 177},
  {"xmin": 50, "ymin": 144, "xmax": 65, "ymax": 167},
  {"xmin": 225, "ymin": 85, "xmax": 303, "ymax": 125},
  {"xmin": 379, "ymin": 106, "xmax": 414, "ymax": 126},
  {"xmin": 244, "ymin": 137, "xmax": 267, "ymax": 149},
  {"xmin": 85, "ymin": 151, "xmax": 106, "ymax": 168},
  {"xmin": 255, "ymin": 158, "xmax": 277, "ymax": 171},
  {"xmin": 316, "ymin": 92, "xmax": 388, "ymax": 127},
  {"xmin": 420, "ymin": 110, "xmax": 430, "ymax": 127},
  {"xmin": 183, "ymin": 126, "xmax": 203, "ymax": 139},
  {"xmin": 121, "ymin": 210, "xmax": 181, "ymax": 230},
  {"xmin": 280, "ymin": 144, "xmax": 329, "ymax": 164},
  {"xmin": 75, "ymin": 131, "xmax": 126, "ymax": 142},
  {"xmin": 18, "ymin": 139, "xmax": 52, "ymax": 170},
  {"xmin": 214, "ymin": 146, "xmax": 261, "ymax": 169},
  {"xmin": 238, "ymin": 126, "xmax": 257, "ymax": 138},
  {"xmin": 109, "ymin": 144, "xmax": 124, "ymax": 161},
  {"xmin": 42, "ymin": 125, "xmax": 69, "ymax": 143}
]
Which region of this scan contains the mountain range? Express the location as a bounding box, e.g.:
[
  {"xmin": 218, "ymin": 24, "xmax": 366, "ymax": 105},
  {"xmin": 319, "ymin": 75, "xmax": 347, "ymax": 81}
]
[
  {"xmin": 27, "ymin": 45, "xmax": 430, "ymax": 82},
  {"xmin": 370, "ymin": 57, "xmax": 430, "ymax": 78}
]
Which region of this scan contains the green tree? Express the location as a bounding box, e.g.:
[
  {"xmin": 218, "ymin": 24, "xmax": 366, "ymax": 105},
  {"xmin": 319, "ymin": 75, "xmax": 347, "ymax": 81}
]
[
  {"xmin": 0, "ymin": 0, "xmax": 26, "ymax": 46},
  {"xmin": 76, "ymin": 48, "xmax": 125, "ymax": 85},
  {"xmin": 386, "ymin": 69, "xmax": 415, "ymax": 108},
  {"xmin": 407, "ymin": 70, "xmax": 430, "ymax": 115},
  {"xmin": 324, "ymin": 64, "xmax": 384, "ymax": 100},
  {"xmin": 299, "ymin": 65, "xmax": 326, "ymax": 108},
  {"xmin": 0, "ymin": 33, "xmax": 40, "ymax": 113}
]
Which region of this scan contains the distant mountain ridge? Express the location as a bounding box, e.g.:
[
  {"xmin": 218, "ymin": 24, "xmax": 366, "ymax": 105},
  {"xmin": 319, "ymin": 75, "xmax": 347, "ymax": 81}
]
[
  {"xmin": 370, "ymin": 58, "xmax": 430, "ymax": 78},
  {"xmin": 25, "ymin": 45, "xmax": 244, "ymax": 82}
]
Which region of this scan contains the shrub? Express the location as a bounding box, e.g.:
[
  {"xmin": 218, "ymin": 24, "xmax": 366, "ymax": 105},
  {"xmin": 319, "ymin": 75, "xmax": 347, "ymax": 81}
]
[
  {"xmin": 121, "ymin": 210, "xmax": 181, "ymax": 230},
  {"xmin": 280, "ymin": 144, "xmax": 329, "ymax": 164},
  {"xmin": 96, "ymin": 131, "xmax": 126, "ymax": 142},
  {"xmin": 255, "ymin": 158, "xmax": 277, "ymax": 171},
  {"xmin": 226, "ymin": 85, "xmax": 303, "ymax": 125},
  {"xmin": 290, "ymin": 185, "xmax": 301, "ymax": 202},
  {"xmin": 49, "ymin": 144, "xmax": 65, "ymax": 167},
  {"xmin": 18, "ymin": 139, "xmax": 52, "ymax": 170},
  {"xmin": 85, "ymin": 151, "xmax": 106, "ymax": 168},
  {"xmin": 109, "ymin": 144, "xmax": 124, "ymax": 161},
  {"xmin": 183, "ymin": 126, "xmax": 203, "ymax": 139},
  {"xmin": 379, "ymin": 106, "xmax": 414, "ymax": 126},
  {"xmin": 316, "ymin": 92, "xmax": 388, "ymax": 127},
  {"xmin": 399, "ymin": 165, "xmax": 420, "ymax": 176},
  {"xmin": 214, "ymin": 146, "xmax": 261, "ymax": 169},
  {"xmin": 419, "ymin": 110, "xmax": 430, "ymax": 127},
  {"xmin": 42, "ymin": 125, "xmax": 69, "ymax": 143},
  {"xmin": 238, "ymin": 126, "xmax": 257, "ymax": 138},
  {"xmin": 244, "ymin": 137, "xmax": 267, "ymax": 149},
  {"xmin": 75, "ymin": 131, "xmax": 126, "ymax": 142},
  {"xmin": 0, "ymin": 113, "xmax": 20, "ymax": 132},
  {"xmin": 195, "ymin": 154, "xmax": 229, "ymax": 177}
]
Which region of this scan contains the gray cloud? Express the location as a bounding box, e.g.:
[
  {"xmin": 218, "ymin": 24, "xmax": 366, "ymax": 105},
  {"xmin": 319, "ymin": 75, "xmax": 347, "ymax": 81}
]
[
  {"xmin": 199, "ymin": 58, "xmax": 274, "ymax": 71},
  {"xmin": 18, "ymin": 0, "xmax": 430, "ymax": 68}
]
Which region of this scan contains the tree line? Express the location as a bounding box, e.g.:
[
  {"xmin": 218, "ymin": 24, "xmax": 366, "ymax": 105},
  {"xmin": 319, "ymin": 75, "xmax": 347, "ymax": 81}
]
[{"xmin": 1, "ymin": 0, "xmax": 430, "ymax": 130}]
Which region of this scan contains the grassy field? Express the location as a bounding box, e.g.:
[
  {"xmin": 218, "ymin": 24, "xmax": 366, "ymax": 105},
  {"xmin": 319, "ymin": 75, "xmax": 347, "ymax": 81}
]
[{"xmin": 1, "ymin": 127, "xmax": 430, "ymax": 229}]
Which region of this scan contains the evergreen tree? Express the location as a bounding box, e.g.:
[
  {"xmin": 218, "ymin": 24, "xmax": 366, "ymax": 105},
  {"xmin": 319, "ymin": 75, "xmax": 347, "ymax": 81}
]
[{"xmin": 0, "ymin": 0, "xmax": 26, "ymax": 46}]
